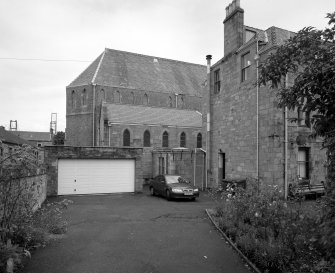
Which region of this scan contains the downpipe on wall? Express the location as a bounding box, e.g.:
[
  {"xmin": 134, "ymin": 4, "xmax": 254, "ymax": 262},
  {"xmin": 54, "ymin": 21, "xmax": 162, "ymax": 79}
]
[{"xmin": 206, "ymin": 55, "xmax": 212, "ymax": 190}]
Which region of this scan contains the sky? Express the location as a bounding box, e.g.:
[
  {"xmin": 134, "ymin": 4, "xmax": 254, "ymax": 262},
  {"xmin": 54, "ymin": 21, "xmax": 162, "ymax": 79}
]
[{"xmin": 0, "ymin": 0, "xmax": 334, "ymax": 132}]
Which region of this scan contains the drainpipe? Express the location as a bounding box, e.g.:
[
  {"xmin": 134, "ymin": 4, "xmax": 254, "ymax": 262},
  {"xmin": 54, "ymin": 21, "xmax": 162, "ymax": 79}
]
[
  {"xmin": 175, "ymin": 93, "xmax": 178, "ymax": 108},
  {"xmin": 194, "ymin": 149, "xmax": 196, "ymax": 187},
  {"xmin": 284, "ymin": 74, "xmax": 289, "ymax": 199},
  {"xmin": 255, "ymin": 37, "xmax": 260, "ymax": 191},
  {"xmin": 92, "ymin": 84, "xmax": 96, "ymax": 146},
  {"xmin": 206, "ymin": 55, "xmax": 212, "ymax": 189}
]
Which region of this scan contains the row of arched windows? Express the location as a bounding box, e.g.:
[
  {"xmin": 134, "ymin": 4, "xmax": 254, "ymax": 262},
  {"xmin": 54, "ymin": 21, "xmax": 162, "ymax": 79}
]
[
  {"xmin": 70, "ymin": 89, "xmax": 151, "ymax": 109},
  {"xmin": 70, "ymin": 89, "xmax": 188, "ymax": 109},
  {"xmin": 71, "ymin": 89, "xmax": 87, "ymax": 109},
  {"xmin": 122, "ymin": 130, "xmax": 202, "ymax": 148}
]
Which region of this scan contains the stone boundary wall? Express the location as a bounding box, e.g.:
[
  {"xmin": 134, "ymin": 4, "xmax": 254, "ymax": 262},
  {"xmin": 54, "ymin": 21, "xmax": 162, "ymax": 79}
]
[{"xmin": 25, "ymin": 174, "xmax": 47, "ymax": 211}]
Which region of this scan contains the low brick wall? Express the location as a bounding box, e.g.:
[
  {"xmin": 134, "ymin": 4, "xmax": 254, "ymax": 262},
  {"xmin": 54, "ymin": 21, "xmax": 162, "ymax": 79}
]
[{"xmin": 44, "ymin": 146, "xmax": 144, "ymax": 196}]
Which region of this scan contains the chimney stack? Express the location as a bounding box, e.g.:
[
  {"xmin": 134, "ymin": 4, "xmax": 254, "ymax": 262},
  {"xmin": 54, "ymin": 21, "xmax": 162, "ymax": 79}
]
[{"xmin": 223, "ymin": 0, "xmax": 244, "ymax": 56}]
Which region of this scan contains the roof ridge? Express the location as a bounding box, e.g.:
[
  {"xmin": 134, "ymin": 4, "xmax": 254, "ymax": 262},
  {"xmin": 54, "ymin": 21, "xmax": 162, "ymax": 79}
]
[
  {"xmin": 92, "ymin": 49, "xmax": 106, "ymax": 84},
  {"xmin": 105, "ymin": 48, "xmax": 206, "ymax": 68}
]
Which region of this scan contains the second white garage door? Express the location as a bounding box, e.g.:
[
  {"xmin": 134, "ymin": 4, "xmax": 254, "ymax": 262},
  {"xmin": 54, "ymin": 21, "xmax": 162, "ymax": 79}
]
[{"xmin": 58, "ymin": 159, "xmax": 135, "ymax": 195}]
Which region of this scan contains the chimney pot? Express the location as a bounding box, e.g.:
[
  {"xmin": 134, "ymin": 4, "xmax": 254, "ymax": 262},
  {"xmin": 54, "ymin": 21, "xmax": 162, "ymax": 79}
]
[
  {"xmin": 206, "ymin": 55, "xmax": 212, "ymax": 60},
  {"xmin": 236, "ymin": 0, "xmax": 240, "ymax": 7},
  {"xmin": 232, "ymin": 0, "xmax": 236, "ymax": 10}
]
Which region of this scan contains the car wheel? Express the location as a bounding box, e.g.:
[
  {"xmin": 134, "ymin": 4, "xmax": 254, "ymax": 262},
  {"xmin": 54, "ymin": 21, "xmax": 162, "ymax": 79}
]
[
  {"xmin": 150, "ymin": 187, "xmax": 155, "ymax": 196},
  {"xmin": 166, "ymin": 190, "xmax": 171, "ymax": 201}
]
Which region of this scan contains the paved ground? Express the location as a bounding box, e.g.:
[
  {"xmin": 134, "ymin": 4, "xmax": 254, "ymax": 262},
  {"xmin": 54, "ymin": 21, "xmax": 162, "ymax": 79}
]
[{"xmin": 24, "ymin": 187, "xmax": 250, "ymax": 273}]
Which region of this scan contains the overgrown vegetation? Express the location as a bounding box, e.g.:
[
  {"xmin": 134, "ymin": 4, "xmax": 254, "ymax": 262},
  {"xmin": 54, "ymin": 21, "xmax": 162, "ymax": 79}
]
[
  {"xmin": 210, "ymin": 182, "xmax": 333, "ymax": 273},
  {"xmin": 0, "ymin": 144, "xmax": 71, "ymax": 273}
]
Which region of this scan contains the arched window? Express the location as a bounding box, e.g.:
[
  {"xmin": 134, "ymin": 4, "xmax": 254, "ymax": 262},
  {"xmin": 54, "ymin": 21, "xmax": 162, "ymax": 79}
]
[
  {"xmin": 116, "ymin": 91, "xmax": 121, "ymax": 103},
  {"xmin": 130, "ymin": 92, "xmax": 135, "ymax": 104},
  {"xmin": 100, "ymin": 89, "xmax": 105, "ymax": 102},
  {"xmin": 162, "ymin": 131, "xmax": 169, "ymax": 148},
  {"xmin": 110, "ymin": 91, "xmax": 114, "ymax": 103},
  {"xmin": 123, "ymin": 129, "xmax": 130, "ymax": 146},
  {"xmin": 180, "ymin": 132, "xmax": 186, "ymax": 147},
  {"xmin": 197, "ymin": 133, "xmax": 202, "ymax": 148},
  {"xmin": 71, "ymin": 90, "xmax": 75, "ymax": 109},
  {"xmin": 143, "ymin": 93, "xmax": 149, "ymax": 106},
  {"xmin": 180, "ymin": 96, "xmax": 184, "ymax": 108},
  {"xmin": 82, "ymin": 89, "xmax": 87, "ymax": 106},
  {"xmin": 143, "ymin": 130, "xmax": 150, "ymax": 147},
  {"xmin": 168, "ymin": 96, "xmax": 173, "ymax": 107}
]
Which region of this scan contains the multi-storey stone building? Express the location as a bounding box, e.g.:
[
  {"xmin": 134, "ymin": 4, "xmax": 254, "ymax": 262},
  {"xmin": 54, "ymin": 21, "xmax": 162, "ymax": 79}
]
[
  {"xmin": 66, "ymin": 48, "xmax": 206, "ymax": 182},
  {"xmin": 204, "ymin": 0, "xmax": 326, "ymax": 196}
]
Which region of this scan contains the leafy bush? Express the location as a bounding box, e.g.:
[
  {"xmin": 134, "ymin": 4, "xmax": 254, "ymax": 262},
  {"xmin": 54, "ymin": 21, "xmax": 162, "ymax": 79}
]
[{"xmin": 210, "ymin": 179, "xmax": 334, "ymax": 273}]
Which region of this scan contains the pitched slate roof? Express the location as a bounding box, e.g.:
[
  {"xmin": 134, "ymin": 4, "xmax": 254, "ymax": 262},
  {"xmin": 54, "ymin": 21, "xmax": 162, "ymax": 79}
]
[
  {"xmin": 11, "ymin": 131, "xmax": 51, "ymax": 142},
  {"xmin": 0, "ymin": 126, "xmax": 31, "ymax": 146},
  {"xmin": 68, "ymin": 49, "xmax": 206, "ymax": 97},
  {"xmin": 104, "ymin": 104, "xmax": 202, "ymax": 128}
]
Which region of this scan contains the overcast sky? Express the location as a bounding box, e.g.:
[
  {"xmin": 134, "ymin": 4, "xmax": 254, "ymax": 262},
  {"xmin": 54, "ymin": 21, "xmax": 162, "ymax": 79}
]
[{"xmin": 0, "ymin": 0, "xmax": 333, "ymax": 132}]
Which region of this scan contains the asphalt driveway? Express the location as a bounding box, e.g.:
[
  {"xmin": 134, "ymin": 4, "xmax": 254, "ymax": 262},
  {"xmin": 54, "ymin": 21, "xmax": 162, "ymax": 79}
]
[{"xmin": 24, "ymin": 187, "xmax": 250, "ymax": 273}]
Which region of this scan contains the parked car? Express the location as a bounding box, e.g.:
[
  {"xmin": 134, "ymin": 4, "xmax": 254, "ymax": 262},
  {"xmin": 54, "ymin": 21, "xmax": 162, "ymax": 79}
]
[{"xmin": 149, "ymin": 175, "xmax": 199, "ymax": 201}]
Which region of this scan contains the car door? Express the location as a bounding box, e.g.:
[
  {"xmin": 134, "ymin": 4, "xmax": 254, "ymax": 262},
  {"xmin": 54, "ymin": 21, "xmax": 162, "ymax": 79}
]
[
  {"xmin": 152, "ymin": 175, "xmax": 160, "ymax": 193},
  {"xmin": 156, "ymin": 175, "xmax": 166, "ymax": 195}
]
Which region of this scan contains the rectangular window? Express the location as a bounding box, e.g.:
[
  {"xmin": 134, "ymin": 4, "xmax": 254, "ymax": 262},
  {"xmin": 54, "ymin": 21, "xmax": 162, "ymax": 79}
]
[
  {"xmin": 159, "ymin": 157, "xmax": 165, "ymax": 175},
  {"xmin": 297, "ymin": 108, "xmax": 311, "ymax": 127},
  {"xmin": 241, "ymin": 52, "xmax": 251, "ymax": 82},
  {"xmin": 297, "ymin": 148, "xmax": 310, "ymax": 179},
  {"xmin": 214, "ymin": 69, "xmax": 221, "ymax": 94}
]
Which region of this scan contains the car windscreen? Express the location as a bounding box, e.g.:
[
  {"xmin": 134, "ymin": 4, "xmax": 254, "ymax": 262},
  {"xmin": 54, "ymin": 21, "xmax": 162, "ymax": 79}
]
[
  {"xmin": 165, "ymin": 176, "xmax": 188, "ymax": 184},
  {"xmin": 165, "ymin": 176, "xmax": 182, "ymax": 184}
]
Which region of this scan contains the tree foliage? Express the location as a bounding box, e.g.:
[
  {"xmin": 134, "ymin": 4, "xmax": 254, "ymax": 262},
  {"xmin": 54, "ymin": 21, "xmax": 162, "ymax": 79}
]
[
  {"xmin": 258, "ymin": 12, "xmax": 335, "ymax": 261},
  {"xmin": 52, "ymin": 131, "xmax": 65, "ymax": 145}
]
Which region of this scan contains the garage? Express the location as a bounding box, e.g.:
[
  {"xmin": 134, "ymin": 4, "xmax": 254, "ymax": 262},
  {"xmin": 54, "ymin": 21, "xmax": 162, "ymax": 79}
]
[{"xmin": 58, "ymin": 159, "xmax": 135, "ymax": 195}]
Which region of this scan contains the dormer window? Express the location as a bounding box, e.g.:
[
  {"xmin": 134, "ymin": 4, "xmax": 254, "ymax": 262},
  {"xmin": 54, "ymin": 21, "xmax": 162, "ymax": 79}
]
[{"xmin": 241, "ymin": 52, "xmax": 251, "ymax": 82}]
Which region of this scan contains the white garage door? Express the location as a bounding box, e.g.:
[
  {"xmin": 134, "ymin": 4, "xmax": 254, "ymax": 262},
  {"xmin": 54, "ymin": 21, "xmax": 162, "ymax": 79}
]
[{"xmin": 58, "ymin": 159, "xmax": 135, "ymax": 195}]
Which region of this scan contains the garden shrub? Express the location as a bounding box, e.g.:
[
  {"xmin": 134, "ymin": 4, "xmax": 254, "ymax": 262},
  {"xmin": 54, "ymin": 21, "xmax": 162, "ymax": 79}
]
[{"xmin": 211, "ymin": 179, "xmax": 334, "ymax": 273}]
